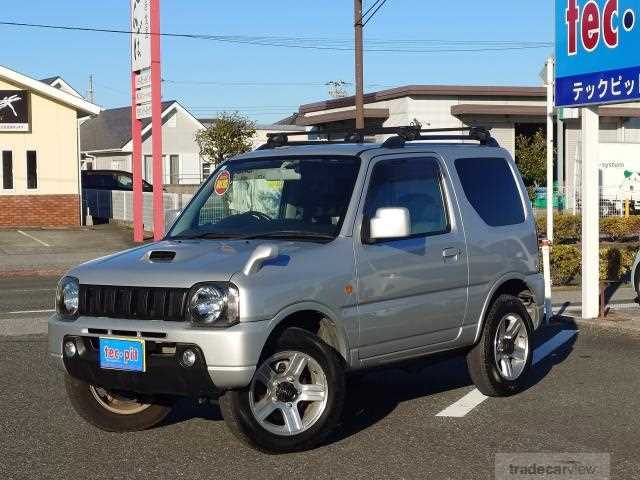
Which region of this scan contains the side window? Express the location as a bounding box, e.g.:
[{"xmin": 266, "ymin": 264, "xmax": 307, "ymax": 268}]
[
  {"xmin": 116, "ymin": 174, "xmax": 133, "ymax": 189},
  {"xmin": 2, "ymin": 151, "xmax": 13, "ymax": 189},
  {"xmin": 455, "ymin": 157, "xmax": 525, "ymax": 227},
  {"xmin": 26, "ymin": 151, "xmax": 37, "ymax": 189},
  {"xmin": 364, "ymin": 157, "xmax": 450, "ymax": 237}
]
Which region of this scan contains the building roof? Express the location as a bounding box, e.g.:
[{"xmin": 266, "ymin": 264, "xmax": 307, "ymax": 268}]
[
  {"xmin": 39, "ymin": 76, "xmax": 60, "ymax": 85},
  {"xmin": 0, "ymin": 65, "xmax": 100, "ymax": 116},
  {"xmin": 296, "ymin": 108, "xmax": 390, "ymax": 126},
  {"xmin": 275, "ymin": 113, "xmax": 301, "ymax": 125},
  {"xmin": 39, "ymin": 75, "xmax": 83, "ymax": 98},
  {"xmin": 81, "ymin": 101, "xmax": 175, "ymax": 151},
  {"xmin": 298, "ymin": 84, "xmax": 546, "ymax": 114}
]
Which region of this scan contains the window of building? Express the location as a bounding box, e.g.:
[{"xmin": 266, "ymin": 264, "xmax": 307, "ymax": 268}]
[
  {"xmin": 2, "ymin": 151, "xmax": 13, "ymax": 189},
  {"xmin": 455, "ymin": 157, "xmax": 525, "ymax": 227},
  {"xmin": 26, "ymin": 151, "xmax": 37, "ymax": 189},
  {"xmin": 170, "ymin": 155, "xmax": 180, "ymax": 184},
  {"xmin": 144, "ymin": 155, "xmax": 153, "ymax": 182},
  {"xmin": 364, "ymin": 157, "xmax": 450, "ymax": 237}
]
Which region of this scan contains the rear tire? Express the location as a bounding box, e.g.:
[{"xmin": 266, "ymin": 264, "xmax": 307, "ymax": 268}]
[
  {"xmin": 64, "ymin": 374, "xmax": 172, "ymax": 432},
  {"xmin": 467, "ymin": 294, "xmax": 534, "ymax": 397},
  {"xmin": 219, "ymin": 327, "xmax": 346, "ymax": 453}
]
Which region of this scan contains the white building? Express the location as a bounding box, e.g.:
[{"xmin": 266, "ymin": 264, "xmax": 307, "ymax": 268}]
[
  {"xmin": 296, "ymin": 84, "xmax": 640, "ymax": 211},
  {"xmin": 81, "ymin": 100, "xmax": 204, "ymax": 185}
]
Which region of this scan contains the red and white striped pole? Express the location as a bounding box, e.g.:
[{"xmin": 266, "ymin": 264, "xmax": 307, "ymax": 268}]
[{"xmin": 150, "ymin": 0, "xmax": 164, "ymax": 240}]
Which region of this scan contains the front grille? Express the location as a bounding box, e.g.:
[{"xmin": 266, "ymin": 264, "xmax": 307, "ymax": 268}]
[{"xmin": 79, "ymin": 285, "xmax": 189, "ymax": 322}]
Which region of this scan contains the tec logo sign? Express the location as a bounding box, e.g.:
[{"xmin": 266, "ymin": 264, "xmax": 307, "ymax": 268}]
[{"xmin": 566, "ymin": 0, "xmax": 635, "ymax": 54}]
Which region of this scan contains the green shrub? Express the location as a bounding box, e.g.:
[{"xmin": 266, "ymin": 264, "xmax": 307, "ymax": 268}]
[
  {"xmin": 549, "ymin": 244, "xmax": 638, "ymax": 285},
  {"xmin": 550, "ymin": 245, "xmax": 581, "ymax": 285},
  {"xmin": 600, "ymin": 247, "xmax": 624, "ymax": 281},
  {"xmin": 536, "ymin": 213, "xmax": 581, "ymax": 243},
  {"xmin": 599, "ymin": 216, "xmax": 640, "ymax": 242}
]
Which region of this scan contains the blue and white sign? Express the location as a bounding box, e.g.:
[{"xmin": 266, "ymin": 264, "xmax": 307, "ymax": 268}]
[
  {"xmin": 556, "ymin": 0, "xmax": 640, "ymax": 107},
  {"xmin": 99, "ymin": 337, "xmax": 146, "ymax": 372}
]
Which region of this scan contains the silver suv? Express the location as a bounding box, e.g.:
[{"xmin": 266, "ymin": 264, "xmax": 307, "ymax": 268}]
[{"xmin": 49, "ymin": 127, "xmax": 544, "ymax": 453}]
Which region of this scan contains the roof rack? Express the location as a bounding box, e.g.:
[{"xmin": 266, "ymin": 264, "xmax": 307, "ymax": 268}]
[{"xmin": 257, "ymin": 126, "xmax": 498, "ymax": 150}]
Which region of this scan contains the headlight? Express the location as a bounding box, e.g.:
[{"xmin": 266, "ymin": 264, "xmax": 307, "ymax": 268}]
[
  {"xmin": 187, "ymin": 283, "xmax": 239, "ymax": 327},
  {"xmin": 56, "ymin": 276, "xmax": 79, "ymax": 318}
]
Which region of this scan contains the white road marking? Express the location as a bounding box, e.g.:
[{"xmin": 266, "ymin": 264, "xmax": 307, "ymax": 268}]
[
  {"xmin": 5, "ymin": 309, "xmax": 55, "ymax": 315},
  {"xmin": 17, "ymin": 230, "xmax": 51, "ymax": 247},
  {"xmin": 0, "ymin": 316, "xmax": 49, "ymax": 336},
  {"xmin": 0, "ymin": 288, "xmax": 55, "ymax": 293},
  {"xmin": 532, "ymin": 329, "xmax": 577, "ymax": 366},
  {"xmin": 436, "ymin": 329, "xmax": 578, "ymax": 418},
  {"xmin": 436, "ymin": 388, "xmax": 488, "ymax": 418}
]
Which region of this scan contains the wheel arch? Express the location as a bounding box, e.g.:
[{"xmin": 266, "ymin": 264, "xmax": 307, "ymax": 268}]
[
  {"xmin": 473, "ymin": 274, "xmax": 539, "ymax": 344},
  {"xmin": 261, "ymin": 302, "xmax": 351, "ymax": 365}
]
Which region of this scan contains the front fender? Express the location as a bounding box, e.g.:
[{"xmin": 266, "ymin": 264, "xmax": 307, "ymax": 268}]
[{"xmin": 256, "ymin": 301, "xmax": 352, "ymax": 364}]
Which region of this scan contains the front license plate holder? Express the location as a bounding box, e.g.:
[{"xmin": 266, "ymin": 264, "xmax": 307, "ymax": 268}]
[{"xmin": 99, "ymin": 337, "xmax": 146, "ymax": 372}]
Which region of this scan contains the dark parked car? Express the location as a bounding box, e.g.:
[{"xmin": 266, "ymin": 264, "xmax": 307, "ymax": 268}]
[{"xmin": 81, "ymin": 170, "xmax": 154, "ymax": 192}]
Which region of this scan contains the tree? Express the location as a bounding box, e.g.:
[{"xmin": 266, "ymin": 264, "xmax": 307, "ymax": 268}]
[
  {"xmin": 195, "ymin": 112, "xmax": 256, "ymax": 166},
  {"xmin": 514, "ymin": 129, "xmax": 547, "ymax": 187}
]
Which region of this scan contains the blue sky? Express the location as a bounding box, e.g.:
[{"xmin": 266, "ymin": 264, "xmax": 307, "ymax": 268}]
[{"xmin": 0, "ymin": 1, "xmax": 554, "ymax": 123}]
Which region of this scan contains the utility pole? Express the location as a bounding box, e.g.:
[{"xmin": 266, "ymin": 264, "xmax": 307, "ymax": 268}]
[
  {"xmin": 354, "ymin": 0, "xmax": 364, "ymax": 130},
  {"xmin": 87, "ymin": 75, "xmax": 95, "ymax": 104}
]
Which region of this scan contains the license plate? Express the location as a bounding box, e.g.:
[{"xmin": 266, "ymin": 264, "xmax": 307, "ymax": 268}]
[{"xmin": 99, "ymin": 337, "xmax": 146, "ymax": 372}]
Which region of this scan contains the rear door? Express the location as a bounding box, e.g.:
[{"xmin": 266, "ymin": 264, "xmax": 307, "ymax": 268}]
[{"xmin": 355, "ymin": 154, "xmax": 469, "ymax": 361}]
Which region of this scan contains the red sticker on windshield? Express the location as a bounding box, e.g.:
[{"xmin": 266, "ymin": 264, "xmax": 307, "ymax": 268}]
[{"xmin": 214, "ymin": 170, "xmax": 231, "ymax": 196}]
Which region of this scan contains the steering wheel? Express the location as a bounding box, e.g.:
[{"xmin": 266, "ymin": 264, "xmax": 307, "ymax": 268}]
[{"xmin": 245, "ymin": 210, "xmax": 272, "ymax": 222}]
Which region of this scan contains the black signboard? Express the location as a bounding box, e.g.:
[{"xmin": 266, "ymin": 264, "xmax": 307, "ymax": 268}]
[{"xmin": 0, "ymin": 90, "xmax": 29, "ymax": 131}]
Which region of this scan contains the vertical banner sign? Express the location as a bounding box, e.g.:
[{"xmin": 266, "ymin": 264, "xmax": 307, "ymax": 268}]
[
  {"xmin": 556, "ymin": 0, "xmax": 640, "ymax": 107},
  {"xmin": 131, "ymin": 0, "xmax": 151, "ymax": 72}
]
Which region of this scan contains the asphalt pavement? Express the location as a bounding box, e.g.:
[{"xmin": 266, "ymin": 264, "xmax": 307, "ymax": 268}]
[{"xmin": 1, "ymin": 277, "xmax": 639, "ymax": 479}]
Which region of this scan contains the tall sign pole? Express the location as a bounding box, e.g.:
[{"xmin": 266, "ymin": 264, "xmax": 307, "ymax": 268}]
[
  {"xmin": 354, "ymin": 0, "xmax": 364, "ymax": 130},
  {"xmin": 150, "ymin": 0, "xmax": 164, "ymax": 240},
  {"xmin": 130, "ymin": 72, "xmax": 143, "ymax": 243},
  {"xmin": 131, "ymin": 0, "xmax": 151, "ymax": 243},
  {"xmin": 555, "ymin": 0, "xmax": 639, "ymax": 319},
  {"xmin": 545, "ymin": 57, "xmax": 555, "ymax": 244}
]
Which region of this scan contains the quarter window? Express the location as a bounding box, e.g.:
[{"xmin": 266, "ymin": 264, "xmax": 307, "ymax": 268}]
[
  {"xmin": 26, "ymin": 151, "xmax": 37, "ymax": 189},
  {"xmin": 2, "ymin": 151, "xmax": 12, "ymax": 189},
  {"xmin": 364, "ymin": 158, "xmax": 450, "ymax": 237},
  {"xmin": 455, "ymin": 157, "xmax": 525, "ymax": 227}
]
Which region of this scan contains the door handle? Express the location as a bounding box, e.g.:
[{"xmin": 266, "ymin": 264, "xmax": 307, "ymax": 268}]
[{"xmin": 442, "ymin": 247, "xmax": 462, "ymax": 261}]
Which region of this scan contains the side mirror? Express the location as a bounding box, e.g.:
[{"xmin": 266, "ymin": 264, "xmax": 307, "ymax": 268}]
[{"xmin": 368, "ymin": 207, "xmax": 411, "ymax": 242}]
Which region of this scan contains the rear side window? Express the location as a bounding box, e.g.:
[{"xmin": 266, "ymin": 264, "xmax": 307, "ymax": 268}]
[{"xmin": 455, "ymin": 157, "xmax": 525, "ymax": 227}]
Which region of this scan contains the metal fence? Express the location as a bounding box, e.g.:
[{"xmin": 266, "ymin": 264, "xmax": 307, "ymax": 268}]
[
  {"xmin": 82, "ymin": 189, "xmax": 194, "ymax": 232},
  {"xmin": 531, "ymin": 186, "xmax": 636, "ymax": 218}
]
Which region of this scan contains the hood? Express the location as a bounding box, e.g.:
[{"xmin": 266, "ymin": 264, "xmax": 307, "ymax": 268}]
[{"xmin": 68, "ymin": 239, "xmax": 319, "ymax": 288}]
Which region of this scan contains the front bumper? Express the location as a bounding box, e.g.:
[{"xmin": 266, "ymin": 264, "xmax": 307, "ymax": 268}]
[
  {"xmin": 49, "ymin": 314, "xmax": 272, "ymax": 391},
  {"xmin": 63, "ymin": 336, "xmax": 218, "ymax": 398}
]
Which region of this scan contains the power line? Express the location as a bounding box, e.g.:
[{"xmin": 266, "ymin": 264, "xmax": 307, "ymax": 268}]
[
  {"xmin": 163, "ymin": 78, "xmax": 392, "ymax": 88},
  {"xmin": 362, "ymin": 0, "xmax": 384, "ymax": 20},
  {"xmin": 363, "ymin": 0, "xmax": 389, "ymax": 26},
  {"xmin": 0, "ymin": 21, "xmax": 553, "ymax": 53}
]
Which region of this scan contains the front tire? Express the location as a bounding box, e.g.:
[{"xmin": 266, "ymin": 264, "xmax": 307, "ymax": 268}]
[
  {"xmin": 467, "ymin": 294, "xmax": 534, "ymax": 397},
  {"xmin": 219, "ymin": 327, "xmax": 346, "ymax": 453},
  {"xmin": 64, "ymin": 375, "xmax": 172, "ymax": 432}
]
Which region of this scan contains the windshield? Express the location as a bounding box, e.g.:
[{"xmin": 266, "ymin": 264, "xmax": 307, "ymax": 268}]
[{"xmin": 168, "ymin": 156, "xmax": 361, "ymax": 241}]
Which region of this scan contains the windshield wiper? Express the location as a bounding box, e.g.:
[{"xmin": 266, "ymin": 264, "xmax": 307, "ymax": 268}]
[
  {"xmin": 238, "ymin": 231, "xmax": 335, "ymax": 241},
  {"xmin": 171, "ymin": 232, "xmax": 241, "ymax": 240}
]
